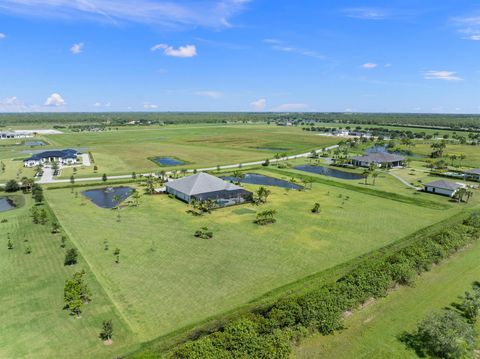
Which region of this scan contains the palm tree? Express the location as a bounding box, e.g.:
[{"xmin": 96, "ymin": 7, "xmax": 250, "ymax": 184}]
[
  {"xmin": 371, "ymin": 170, "xmax": 379, "ymax": 186},
  {"xmin": 362, "ymin": 169, "xmax": 370, "ymax": 185},
  {"xmin": 113, "ymin": 194, "xmax": 122, "ymax": 209},
  {"xmin": 459, "ymin": 154, "xmax": 466, "ymax": 166}
]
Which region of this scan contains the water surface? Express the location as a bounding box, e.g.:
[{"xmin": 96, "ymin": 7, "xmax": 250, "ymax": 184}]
[
  {"xmin": 294, "ymin": 165, "xmax": 364, "ymax": 180},
  {"xmin": 0, "ymin": 197, "xmax": 15, "ymax": 212},
  {"xmin": 222, "ymin": 173, "xmax": 303, "ymax": 190},
  {"xmin": 152, "ymin": 157, "xmax": 185, "ymax": 166},
  {"xmin": 83, "ymin": 187, "xmax": 134, "ymax": 208}
]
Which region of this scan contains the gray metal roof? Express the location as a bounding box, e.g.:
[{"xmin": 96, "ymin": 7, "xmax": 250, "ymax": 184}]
[
  {"xmin": 424, "ymin": 180, "xmax": 464, "ymax": 191},
  {"xmin": 166, "ymin": 172, "xmax": 245, "ymax": 196},
  {"xmin": 465, "ymin": 168, "xmax": 480, "ymax": 175},
  {"xmin": 351, "ymin": 152, "xmax": 405, "ymax": 163}
]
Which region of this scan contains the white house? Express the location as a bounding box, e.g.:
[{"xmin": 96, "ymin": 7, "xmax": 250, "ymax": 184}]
[
  {"xmin": 423, "ymin": 180, "xmax": 465, "ymax": 197},
  {"xmin": 23, "ymin": 149, "xmax": 78, "ymax": 167},
  {"xmin": 0, "ymin": 131, "xmax": 33, "ymax": 140}
]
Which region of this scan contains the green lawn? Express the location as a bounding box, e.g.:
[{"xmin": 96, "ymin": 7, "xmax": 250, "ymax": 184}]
[
  {"xmin": 294, "ymin": 239, "xmax": 480, "ymax": 359},
  {"xmin": 0, "ymin": 195, "xmax": 138, "ymax": 359},
  {"xmin": 45, "ymin": 171, "xmax": 464, "ymax": 344},
  {"xmin": 43, "ymin": 124, "xmax": 337, "ymax": 179}
]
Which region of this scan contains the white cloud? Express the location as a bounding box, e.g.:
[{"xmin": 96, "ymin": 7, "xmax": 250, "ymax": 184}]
[
  {"xmin": 93, "ymin": 102, "xmax": 102, "ymax": 107},
  {"xmin": 44, "ymin": 93, "xmax": 66, "ymax": 106},
  {"xmin": 362, "ymin": 62, "xmax": 378, "ymax": 69},
  {"xmin": 423, "ymin": 71, "xmax": 462, "ymax": 81},
  {"xmin": 0, "ymin": 32, "xmax": 6, "ymax": 39},
  {"xmin": 195, "ymin": 91, "xmax": 222, "ymax": 99},
  {"xmin": 274, "ymin": 103, "xmax": 308, "ymax": 112},
  {"xmin": 264, "ymin": 39, "xmax": 324, "ymax": 59},
  {"xmin": 250, "ymin": 98, "xmax": 266, "ymax": 110},
  {"xmin": 452, "ymin": 15, "xmax": 480, "ymax": 41},
  {"xmin": 0, "ymin": 96, "xmax": 30, "ymax": 112},
  {"xmin": 151, "ymin": 43, "xmax": 197, "ymax": 58},
  {"xmin": 143, "ymin": 102, "xmax": 158, "ymax": 109},
  {"xmin": 0, "ymin": 0, "xmax": 249, "ymax": 29},
  {"xmin": 343, "ymin": 7, "xmax": 389, "ymax": 20},
  {"xmin": 70, "ymin": 42, "xmax": 84, "ymax": 54}
]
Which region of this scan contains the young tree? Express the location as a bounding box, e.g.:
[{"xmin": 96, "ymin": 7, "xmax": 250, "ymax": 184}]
[
  {"xmin": 254, "ymin": 209, "xmax": 277, "ymax": 225},
  {"xmin": 114, "ymin": 248, "xmax": 120, "ymax": 263},
  {"xmin": 63, "ymin": 270, "xmax": 91, "ymax": 318},
  {"xmin": 7, "ymin": 240, "xmax": 13, "ymax": 250},
  {"xmin": 99, "ymin": 320, "xmax": 114, "ymax": 343},
  {"xmin": 64, "ymin": 248, "xmax": 78, "ymax": 265},
  {"xmin": 93, "ymin": 165, "xmax": 98, "ymax": 172},
  {"xmin": 39, "ymin": 209, "xmax": 48, "ymax": 225},
  {"xmin": 102, "ymin": 173, "xmax": 107, "ymax": 182},
  {"xmin": 131, "ymin": 171, "xmax": 137, "ymax": 179},
  {"xmin": 311, "ymin": 202, "xmax": 321, "ymax": 214},
  {"xmin": 31, "ymin": 206, "xmax": 40, "ymax": 224},
  {"xmin": 32, "ymin": 184, "xmax": 44, "ymax": 204},
  {"xmin": 60, "ymin": 236, "xmax": 66, "ymax": 248},
  {"xmin": 51, "ymin": 222, "xmax": 61, "ymax": 234}
]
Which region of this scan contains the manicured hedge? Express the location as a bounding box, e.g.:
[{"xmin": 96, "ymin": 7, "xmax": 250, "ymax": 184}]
[{"xmin": 168, "ymin": 212, "xmax": 480, "ymax": 358}]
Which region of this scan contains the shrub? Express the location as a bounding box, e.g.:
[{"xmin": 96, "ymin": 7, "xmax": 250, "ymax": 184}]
[
  {"xmin": 64, "ymin": 248, "xmax": 78, "ymax": 265},
  {"xmin": 4, "ymin": 180, "xmax": 20, "ymax": 193}
]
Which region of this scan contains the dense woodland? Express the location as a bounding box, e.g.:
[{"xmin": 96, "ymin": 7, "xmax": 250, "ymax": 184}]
[{"xmin": 2, "ymin": 112, "xmax": 480, "ymax": 130}]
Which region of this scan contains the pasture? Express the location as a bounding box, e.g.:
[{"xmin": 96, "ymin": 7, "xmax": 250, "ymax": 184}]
[{"xmin": 45, "ymin": 170, "xmax": 466, "ymax": 344}]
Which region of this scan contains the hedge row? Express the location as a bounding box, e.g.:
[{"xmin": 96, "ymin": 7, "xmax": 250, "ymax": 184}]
[{"xmin": 168, "ymin": 212, "xmax": 480, "ymax": 358}]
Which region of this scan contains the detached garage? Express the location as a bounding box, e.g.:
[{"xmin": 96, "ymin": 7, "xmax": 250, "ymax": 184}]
[{"xmin": 423, "ymin": 180, "xmax": 465, "ymax": 197}]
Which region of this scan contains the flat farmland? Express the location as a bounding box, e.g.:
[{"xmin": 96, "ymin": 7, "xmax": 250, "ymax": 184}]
[
  {"xmin": 46, "ymin": 170, "xmax": 464, "ymax": 343},
  {"xmin": 39, "ymin": 125, "xmax": 339, "ymax": 178}
]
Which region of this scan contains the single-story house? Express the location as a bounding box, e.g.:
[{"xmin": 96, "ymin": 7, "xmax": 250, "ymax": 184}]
[
  {"xmin": 24, "ymin": 149, "xmax": 78, "ymax": 167},
  {"xmin": 0, "ymin": 131, "xmax": 33, "ymax": 140},
  {"xmin": 165, "ymin": 172, "xmax": 252, "ymax": 206},
  {"xmin": 423, "ymin": 180, "xmax": 465, "ymax": 197},
  {"xmin": 465, "ymin": 168, "xmax": 480, "ymax": 181},
  {"xmin": 351, "ymin": 152, "xmax": 405, "ymax": 168}
]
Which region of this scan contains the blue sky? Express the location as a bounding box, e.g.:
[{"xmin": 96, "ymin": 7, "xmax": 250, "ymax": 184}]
[{"xmin": 0, "ymin": 0, "xmax": 479, "ymax": 113}]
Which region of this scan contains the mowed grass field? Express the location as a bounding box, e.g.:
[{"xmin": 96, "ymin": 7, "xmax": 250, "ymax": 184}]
[
  {"xmin": 45, "ymin": 170, "xmax": 467, "ymax": 344},
  {"xmin": 0, "ymin": 124, "xmax": 338, "ymax": 181},
  {"xmin": 294, "ymin": 238, "xmax": 480, "ymax": 359},
  {"xmin": 0, "ymin": 196, "xmax": 138, "ymax": 359}
]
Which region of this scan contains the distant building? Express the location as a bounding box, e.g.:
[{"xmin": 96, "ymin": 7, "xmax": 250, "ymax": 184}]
[
  {"xmin": 423, "ymin": 180, "xmax": 465, "ymax": 197},
  {"xmin": 334, "ymin": 129, "xmax": 350, "ymax": 137},
  {"xmin": 465, "ymin": 168, "xmax": 480, "ymax": 181},
  {"xmin": 23, "ymin": 149, "xmax": 78, "ymax": 167},
  {"xmin": 165, "ymin": 172, "xmax": 252, "ymax": 206},
  {"xmin": 351, "ymin": 153, "xmax": 405, "ymax": 168},
  {"xmin": 0, "ymin": 131, "xmax": 33, "ymax": 140}
]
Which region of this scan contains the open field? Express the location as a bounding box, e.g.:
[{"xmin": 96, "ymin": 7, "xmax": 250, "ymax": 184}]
[
  {"xmin": 0, "ymin": 195, "xmax": 138, "ymax": 359},
  {"xmin": 44, "ymin": 169, "xmax": 472, "ymax": 345},
  {"xmin": 2, "ymin": 119, "xmax": 480, "ymax": 358},
  {"xmin": 294, "ymin": 239, "xmax": 480, "ymax": 358},
  {"xmin": 0, "ymin": 124, "xmax": 339, "ymax": 182}
]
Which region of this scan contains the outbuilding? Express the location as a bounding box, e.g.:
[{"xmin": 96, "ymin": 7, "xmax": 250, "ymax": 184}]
[
  {"xmin": 423, "ymin": 180, "xmax": 465, "ymax": 197},
  {"xmin": 165, "ymin": 172, "xmax": 252, "ymax": 206}
]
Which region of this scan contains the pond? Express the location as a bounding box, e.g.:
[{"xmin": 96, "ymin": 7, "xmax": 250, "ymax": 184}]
[
  {"xmin": 24, "ymin": 140, "xmax": 47, "ymax": 146},
  {"xmin": 222, "ymin": 173, "xmax": 303, "ymax": 190},
  {"xmin": 83, "ymin": 187, "xmax": 134, "ymax": 208},
  {"xmin": 365, "ymin": 145, "xmax": 424, "ymax": 158},
  {"xmin": 256, "ymin": 147, "xmax": 289, "ymax": 152},
  {"xmin": 294, "ymin": 165, "xmax": 364, "ymax": 180},
  {"xmin": 0, "ymin": 197, "xmax": 16, "ymax": 212},
  {"xmin": 152, "ymin": 157, "xmax": 185, "ymax": 166}
]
